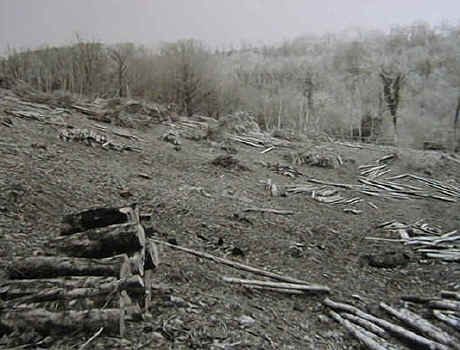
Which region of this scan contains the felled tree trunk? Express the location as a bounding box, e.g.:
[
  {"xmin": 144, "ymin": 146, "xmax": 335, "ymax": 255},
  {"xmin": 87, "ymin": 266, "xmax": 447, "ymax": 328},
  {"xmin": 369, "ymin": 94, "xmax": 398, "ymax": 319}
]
[
  {"xmin": 7, "ymin": 255, "xmax": 130, "ymax": 279},
  {"xmin": 61, "ymin": 203, "xmax": 138, "ymax": 235},
  {"xmin": 54, "ymin": 222, "xmax": 145, "ymax": 258},
  {"xmin": 0, "ymin": 275, "xmax": 144, "ymax": 306},
  {"xmin": 0, "ymin": 307, "xmax": 141, "ymax": 335}
]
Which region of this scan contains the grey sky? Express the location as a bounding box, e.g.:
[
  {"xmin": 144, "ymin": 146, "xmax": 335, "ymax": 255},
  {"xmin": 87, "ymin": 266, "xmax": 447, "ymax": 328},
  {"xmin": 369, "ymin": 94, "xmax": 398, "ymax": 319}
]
[{"xmin": 1, "ymin": 0, "xmax": 460, "ymax": 52}]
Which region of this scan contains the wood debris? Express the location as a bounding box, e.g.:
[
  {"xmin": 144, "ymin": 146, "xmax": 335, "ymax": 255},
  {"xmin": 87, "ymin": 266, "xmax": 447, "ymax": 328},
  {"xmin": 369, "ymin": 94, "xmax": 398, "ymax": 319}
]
[
  {"xmin": 222, "ymin": 276, "xmax": 330, "ymax": 294},
  {"xmin": 150, "ymin": 238, "xmax": 323, "ymax": 286},
  {"xmin": 0, "ymin": 203, "xmax": 158, "ymax": 337},
  {"xmin": 242, "ymin": 207, "xmax": 294, "ymax": 215},
  {"xmin": 324, "ymin": 297, "xmax": 459, "ymax": 350},
  {"xmin": 263, "ymin": 162, "xmax": 303, "ymax": 177},
  {"xmin": 375, "ymin": 220, "xmax": 460, "ymax": 263},
  {"xmin": 59, "ymin": 128, "xmax": 141, "ymax": 152}
]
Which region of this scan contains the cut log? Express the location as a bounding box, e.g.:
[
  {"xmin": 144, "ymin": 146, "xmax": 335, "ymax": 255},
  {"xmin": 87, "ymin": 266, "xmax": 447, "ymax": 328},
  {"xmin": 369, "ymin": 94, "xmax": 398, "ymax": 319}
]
[
  {"xmin": 130, "ymin": 223, "xmax": 146, "ymax": 277},
  {"xmin": 340, "ymin": 313, "xmax": 387, "ymax": 338},
  {"xmin": 145, "ymin": 240, "xmax": 160, "ymax": 270},
  {"xmin": 433, "ymin": 310, "xmax": 460, "ymax": 330},
  {"xmin": 440, "ymin": 290, "xmax": 460, "ymax": 300},
  {"xmin": 72, "ymin": 104, "xmax": 99, "ymax": 116},
  {"xmin": 7, "ymin": 255, "xmax": 130, "ymax": 279},
  {"xmin": 61, "ymin": 204, "xmax": 138, "ymax": 235},
  {"xmin": 379, "ymin": 302, "xmax": 459, "ymax": 350},
  {"xmin": 328, "ymin": 310, "xmax": 397, "ymax": 350},
  {"xmin": 1, "ymin": 275, "xmax": 144, "ymax": 308},
  {"xmin": 0, "ymin": 275, "xmax": 144, "ymax": 301},
  {"xmin": 428, "ymin": 299, "xmax": 460, "ymax": 311},
  {"xmin": 0, "ymin": 307, "xmax": 141, "ymax": 335},
  {"xmin": 54, "ymin": 223, "xmax": 145, "ymax": 258},
  {"xmin": 143, "ymin": 240, "xmax": 159, "ymax": 312},
  {"xmin": 324, "ymin": 298, "xmax": 450, "ymax": 350}
]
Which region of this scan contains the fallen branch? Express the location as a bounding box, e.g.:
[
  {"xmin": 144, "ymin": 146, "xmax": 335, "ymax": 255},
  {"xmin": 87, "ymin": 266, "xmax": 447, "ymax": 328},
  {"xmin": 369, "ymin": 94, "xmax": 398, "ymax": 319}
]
[
  {"xmin": 78, "ymin": 327, "xmax": 104, "ymax": 350},
  {"xmin": 229, "ymin": 136, "xmax": 264, "ymax": 148},
  {"xmin": 222, "ymin": 276, "xmax": 330, "ymax": 293},
  {"xmin": 260, "ymin": 146, "xmax": 275, "ymax": 154},
  {"xmin": 242, "ymin": 207, "xmax": 294, "ymax": 215},
  {"xmin": 245, "ymin": 285, "xmax": 304, "ymax": 295},
  {"xmin": 150, "ymin": 239, "xmax": 313, "ymax": 285},
  {"xmin": 307, "ymin": 178, "xmax": 356, "ymax": 189}
]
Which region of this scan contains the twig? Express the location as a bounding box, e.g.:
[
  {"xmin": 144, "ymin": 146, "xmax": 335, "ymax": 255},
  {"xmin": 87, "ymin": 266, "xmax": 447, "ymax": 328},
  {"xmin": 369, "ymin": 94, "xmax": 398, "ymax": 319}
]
[
  {"xmin": 78, "ymin": 327, "xmax": 104, "ymax": 350},
  {"xmin": 261, "ymin": 146, "xmax": 275, "ymax": 154}
]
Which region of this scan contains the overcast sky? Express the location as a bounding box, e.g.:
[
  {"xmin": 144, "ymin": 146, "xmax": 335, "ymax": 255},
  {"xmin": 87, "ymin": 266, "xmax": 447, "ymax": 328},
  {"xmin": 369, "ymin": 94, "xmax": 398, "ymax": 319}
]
[{"xmin": 1, "ymin": 0, "xmax": 460, "ymax": 52}]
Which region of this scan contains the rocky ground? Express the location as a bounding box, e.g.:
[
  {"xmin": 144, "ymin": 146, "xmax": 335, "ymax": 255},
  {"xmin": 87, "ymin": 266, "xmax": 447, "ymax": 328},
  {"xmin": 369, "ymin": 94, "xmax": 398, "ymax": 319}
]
[{"xmin": 1, "ymin": 86, "xmax": 459, "ymax": 349}]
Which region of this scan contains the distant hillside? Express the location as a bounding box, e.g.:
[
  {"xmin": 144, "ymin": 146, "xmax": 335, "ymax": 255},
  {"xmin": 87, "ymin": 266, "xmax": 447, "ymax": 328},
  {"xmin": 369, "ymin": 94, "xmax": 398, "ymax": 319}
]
[{"xmin": 1, "ymin": 23, "xmax": 460, "ymax": 150}]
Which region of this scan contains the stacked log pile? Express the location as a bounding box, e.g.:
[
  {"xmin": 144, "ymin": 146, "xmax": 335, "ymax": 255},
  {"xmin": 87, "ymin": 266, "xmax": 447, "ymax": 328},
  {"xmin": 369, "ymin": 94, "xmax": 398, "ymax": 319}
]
[{"xmin": 0, "ymin": 203, "xmax": 158, "ymax": 336}]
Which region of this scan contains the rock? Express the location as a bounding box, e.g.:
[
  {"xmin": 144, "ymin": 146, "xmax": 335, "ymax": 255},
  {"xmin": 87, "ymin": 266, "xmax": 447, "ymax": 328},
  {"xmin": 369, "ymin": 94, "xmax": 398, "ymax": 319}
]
[
  {"xmin": 238, "ymin": 315, "xmax": 256, "ymax": 327},
  {"xmin": 361, "ymin": 251, "xmax": 410, "ymax": 268}
]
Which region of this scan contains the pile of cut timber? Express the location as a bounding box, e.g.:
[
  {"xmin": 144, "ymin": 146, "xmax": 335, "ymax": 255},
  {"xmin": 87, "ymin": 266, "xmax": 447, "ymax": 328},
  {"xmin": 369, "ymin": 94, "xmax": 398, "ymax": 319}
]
[
  {"xmin": 325, "ymin": 293, "xmax": 460, "ymax": 350},
  {"xmin": 372, "ymin": 220, "xmax": 460, "ymax": 263},
  {"xmin": 0, "ymin": 203, "xmax": 158, "ymax": 336}
]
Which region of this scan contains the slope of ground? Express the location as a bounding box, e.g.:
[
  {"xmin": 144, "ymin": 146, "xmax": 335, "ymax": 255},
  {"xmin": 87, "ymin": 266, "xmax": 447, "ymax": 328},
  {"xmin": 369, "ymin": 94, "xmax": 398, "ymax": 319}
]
[{"xmin": 1, "ymin": 87, "xmax": 460, "ymax": 349}]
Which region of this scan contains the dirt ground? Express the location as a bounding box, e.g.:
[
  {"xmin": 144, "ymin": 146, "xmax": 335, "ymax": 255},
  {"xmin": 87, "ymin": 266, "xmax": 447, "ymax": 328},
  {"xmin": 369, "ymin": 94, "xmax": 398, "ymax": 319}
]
[{"xmin": 1, "ymin": 87, "xmax": 460, "ymax": 349}]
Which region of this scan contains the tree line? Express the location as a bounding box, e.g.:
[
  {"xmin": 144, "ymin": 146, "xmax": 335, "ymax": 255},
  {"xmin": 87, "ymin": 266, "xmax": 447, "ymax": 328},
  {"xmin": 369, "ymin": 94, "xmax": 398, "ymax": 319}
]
[{"xmin": 1, "ymin": 22, "xmax": 459, "ymax": 149}]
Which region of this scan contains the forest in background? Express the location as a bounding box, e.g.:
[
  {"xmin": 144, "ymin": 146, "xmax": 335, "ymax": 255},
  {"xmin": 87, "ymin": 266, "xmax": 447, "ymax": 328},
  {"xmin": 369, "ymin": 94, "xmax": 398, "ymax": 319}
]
[{"xmin": 1, "ymin": 22, "xmax": 460, "ymax": 150}]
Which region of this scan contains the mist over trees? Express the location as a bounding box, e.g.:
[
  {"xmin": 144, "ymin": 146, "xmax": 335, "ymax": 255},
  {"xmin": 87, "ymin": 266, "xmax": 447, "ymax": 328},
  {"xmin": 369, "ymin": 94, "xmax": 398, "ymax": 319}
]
[{"xmin": 1, "ymin": 22, "xmax": 460, "ymax": 149}]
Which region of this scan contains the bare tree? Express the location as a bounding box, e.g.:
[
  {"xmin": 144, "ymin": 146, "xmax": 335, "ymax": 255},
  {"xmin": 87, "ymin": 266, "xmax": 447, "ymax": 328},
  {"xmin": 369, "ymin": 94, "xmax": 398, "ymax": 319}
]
[
  {"xmin": 379, "ymin": 69, "xmax": 404, "ymax": 144},
  {"xmin": 454, "ymin": 95, "xmax": 460, "ymax": 151},
  {"xmin": 72, "ymin": 34, "xmax": 107, "ymax": 96},
  {"xmin": 296, "ymin": 64, "xmax": 317, "ymax": 131},
  {"xmin": 159, "ymin": 40, "xmax": 215, "ymax": 116},
  {"xmin": 108, "ymin": 43, "xmax": 134, "ymax": 97}
]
